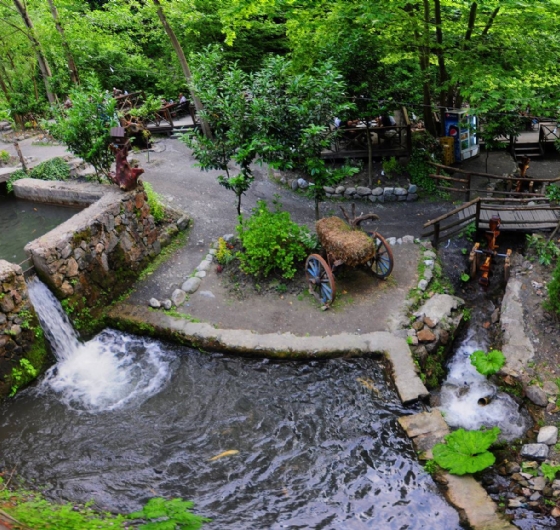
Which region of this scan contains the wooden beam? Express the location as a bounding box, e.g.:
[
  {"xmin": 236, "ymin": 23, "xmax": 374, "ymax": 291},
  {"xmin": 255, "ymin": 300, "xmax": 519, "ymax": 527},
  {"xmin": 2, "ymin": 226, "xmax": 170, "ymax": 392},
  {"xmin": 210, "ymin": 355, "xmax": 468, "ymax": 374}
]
[{"xmin": 424, "ymin": 197, "xmax": 480, "ymax": 227}]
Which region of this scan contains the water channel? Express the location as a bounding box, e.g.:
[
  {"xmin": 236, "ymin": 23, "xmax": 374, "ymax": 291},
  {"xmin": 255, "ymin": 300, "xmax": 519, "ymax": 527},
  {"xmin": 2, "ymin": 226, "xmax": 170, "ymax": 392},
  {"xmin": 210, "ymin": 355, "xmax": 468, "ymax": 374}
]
[
  {"xmin": 0, "ymin": 192, "xmax": 81, "ymax": 264},
  {"xmin": 0, "ymin": 279, "xmax": 462, "ymax": 529}
]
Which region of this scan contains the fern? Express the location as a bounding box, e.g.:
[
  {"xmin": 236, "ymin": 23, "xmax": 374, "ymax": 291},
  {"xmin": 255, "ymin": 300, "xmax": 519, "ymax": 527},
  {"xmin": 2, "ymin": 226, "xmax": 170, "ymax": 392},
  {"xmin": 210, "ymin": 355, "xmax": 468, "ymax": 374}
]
[
  {"xmin": 129, "ymin": 498, "xmax": 211, "ymax": 529},
  {"xmin": 541, "ymin": 463, "xmax": 560, "ymax": 482}
]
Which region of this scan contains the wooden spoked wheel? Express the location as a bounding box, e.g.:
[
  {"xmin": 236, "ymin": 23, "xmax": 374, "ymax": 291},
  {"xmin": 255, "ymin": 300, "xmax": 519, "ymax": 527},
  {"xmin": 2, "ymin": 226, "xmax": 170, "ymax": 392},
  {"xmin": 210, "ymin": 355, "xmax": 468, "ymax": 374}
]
[
  {"xmin": 366, "ymin": 232, "xmax": 394, "ymax": 279},
  {"xmin": 305, "ymin": 254, "xmax": 336, "ymax": 305}
]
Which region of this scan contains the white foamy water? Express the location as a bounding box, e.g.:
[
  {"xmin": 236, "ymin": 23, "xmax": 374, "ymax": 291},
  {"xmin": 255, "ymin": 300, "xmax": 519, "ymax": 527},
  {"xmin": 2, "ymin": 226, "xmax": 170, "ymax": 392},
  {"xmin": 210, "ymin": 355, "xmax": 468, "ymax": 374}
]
[
  {"xmin": 27, "ymin": 278, "xmax": 172, "ymax": 412},
  {"xmin": 439, "ymin": 330, "xmax": 529, "ymax": 441}
]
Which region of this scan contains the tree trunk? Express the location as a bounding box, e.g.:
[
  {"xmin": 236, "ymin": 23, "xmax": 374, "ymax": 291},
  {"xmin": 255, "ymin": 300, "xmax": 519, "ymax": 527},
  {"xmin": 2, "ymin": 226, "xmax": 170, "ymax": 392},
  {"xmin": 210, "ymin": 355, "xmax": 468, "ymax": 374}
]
[
  {"xmin": 152, "ymin": 0, "xmax": 212, "ymax": 139},
  {"xmin": 46, "ymin": 0, "xmax": 79, "ymax": 84},
  {"xmin": 482, "ymin": 7, "xmax": 500, "ymax": 36},
  {"xmin": 433, "ymin": 0, "xmax": 452, "ymax": 114},
  {"xmin": 0, "ymin": 66, "xmax": 11, "ymax": 103},
  {"xmin": 366, "ymin": 122, "xmax": 373, "ymax": 187},
  {"xmin": 419, "ymin": 0, "xmax": 437, "ymax": 136},
  {"xmin": 12, "ymin": 0, "xmax": 57, "ymax": 105}
]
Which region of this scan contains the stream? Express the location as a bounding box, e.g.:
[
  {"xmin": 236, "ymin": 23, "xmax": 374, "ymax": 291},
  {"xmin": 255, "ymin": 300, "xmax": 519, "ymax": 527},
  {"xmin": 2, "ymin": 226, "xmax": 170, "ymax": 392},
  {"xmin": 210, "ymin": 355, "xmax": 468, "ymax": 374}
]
[{"xmin": 0, "ymin": 279, "xmax": 461, "ymax": 529}]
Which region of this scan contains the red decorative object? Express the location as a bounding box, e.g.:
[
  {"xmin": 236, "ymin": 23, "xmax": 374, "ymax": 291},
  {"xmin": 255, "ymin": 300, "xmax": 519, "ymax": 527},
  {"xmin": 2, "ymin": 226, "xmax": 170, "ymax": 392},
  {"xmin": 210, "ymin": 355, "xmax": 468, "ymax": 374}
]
[{"xmin": 109, "ymin": 127, "xmax": 144, "ymax": 191}]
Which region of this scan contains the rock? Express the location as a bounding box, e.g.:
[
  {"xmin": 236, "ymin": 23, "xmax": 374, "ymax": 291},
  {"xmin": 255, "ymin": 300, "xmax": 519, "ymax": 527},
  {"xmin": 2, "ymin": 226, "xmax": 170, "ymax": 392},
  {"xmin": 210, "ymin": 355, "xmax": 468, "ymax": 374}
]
[
  {"xmin": 371, "ymin": 187, "xmax": 383, "ymax": 196},
  {"xmin": 418, "ymin": 279, "xmax": 429, "ymax": 291},
  {"xmin": 423, "ymin": 317, "xmax": 436, "ymax": 328},
  {"xmin": 423, "ymin": 269, "xmax": 433, "ymax": 282},
  {"xmin": 324, "ymin": 186, "xmax": 335, "ymax": 194},
  {"xmin": 543, "ymin": 381, "xmax": 559, "ymax": 396},
  {"xmin": 552, "ymin": 507, "xmax": 560, "ymax": 518},
  {"xmin": 387, "ymin": 237, "xmax": 397, "ymax": 246},
  {"xmin": 356, "ymin": 186, "xmax": 371, "ymax": 196},
  {"xmin": 383, "ymin": 187, "xmax": 394, "ymax": 195},
  {"xmin": 162, "ymin": 299, "xmax": 172, "ymax": 310},
  {"xmin": 553, "ymin": 480, "xmax": 560, "ymax": 490},
  {"xmin": 223, "ymin": 234, "xmax": 235, "ymax": 242},
  {"xmin": 291, "ymin": 179, "xmax": 299, "ymax": 191},
  {"xmin": 508, "ymin": 498, "xmax": 525, "ymax": 508},
  {"xmin": 406, "ymin": 193, "xmax": 419, "ymax": 201},
  {"xmin": 368, "ymin": 195, "xmax": 377, "ymax": 203},
  {"xmin": 424, "ymin": 259, "xmax": 434, "ymax": 268},
  {"xmin": 526, "ymin": 385, "xmax": 549, "ymax": 407},
  {"xmin": 335, "ymin": 186, "xmax": 345, "ymax": 195},
  {"xmin": 529, "ymin": 492, "xmax": 541, "ymax": 501},
  {"xmin": 196, "ymin": 260, "xmax": 211, "ymax": 272},
  {"xmin": 177, "ymin": 215, "xmax": 190, "ymax": 231},
  {"xmin": 205, "ymin": 254, "xmax": 214, "ymax": 262},
  {"xmin": 537, "ymin": 426, "xmax": 558, "ymax": 445},
  {"xmin": 195, "ymin": 271, "xmax": 207, "ymax": 278},
  {"xmin": 171, "ymin": 289, "xmax": 187, "ymax": 307},
  {"xmin": 60, "ymin": 281, "xmax": 74, "ymax": 296},
  {"xmin": 0, "ymin": 294, "xmax": 14, "ymax": 312},
  {"xmin": 149, "ymin": 298, "xmax": 161, "ymax": 308},
  {"xmin": 181, "ymin": 277, "xmax": 201, "ymax": 294},
  {"xmin": 505, "ymin": 462, "xmax": 521, "ymax": 474},
  {"xmin": 344, "ymin": 187, "xmax": 356, "ymax": 197},
  {"xmin": 520, "ymin": 443, "xmax": 549, "ymax": 460},
  {"xmin": 412, "ymin": 320, "xmax": 424, "ymax": 331},
  {"xmin": 414, "ymin": 294, "xmax": 463, "ymax": 325},
  {"xmin": 417, "ymin": 328, "xmax": 436, "ymax": 342},
  {"xmin": 209, "ymin": 248, "xmax": 217, "ymax": 255},
  {"xmin": 394, "ymin": 187, "xmax": 407, "ymax": 196},
  {"xmin": 402, "ymin": 235, "xmax": 415, "ymax": 244},
  {"xmin": 198, "ymin": 290, "xmax": 215, "ymax": 299},
  {"xmin": 408, "ymin": 184, "xmax": 418, "ymax": 194},
  {"xmin": 423, "ymin": 250, "xmax": 437, "ymax": 259},
  {"xmin": 0, "ymin": 313, "xmax": 5, "ymax": 326},
  {"xmin": 530, "ymin": 476, "xmax": 546, "ymax": 491},
  {"xmin": 297, "ymin": 178, "xmax": 309, "ymax": 189}
]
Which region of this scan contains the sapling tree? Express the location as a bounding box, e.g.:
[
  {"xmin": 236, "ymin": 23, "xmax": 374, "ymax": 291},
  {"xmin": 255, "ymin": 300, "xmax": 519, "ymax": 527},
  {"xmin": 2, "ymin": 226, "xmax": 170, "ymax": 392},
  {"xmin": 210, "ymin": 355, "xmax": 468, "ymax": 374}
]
[{"xmin": 48, "ymin": 80, "xmax": 118, "ymax": 180}]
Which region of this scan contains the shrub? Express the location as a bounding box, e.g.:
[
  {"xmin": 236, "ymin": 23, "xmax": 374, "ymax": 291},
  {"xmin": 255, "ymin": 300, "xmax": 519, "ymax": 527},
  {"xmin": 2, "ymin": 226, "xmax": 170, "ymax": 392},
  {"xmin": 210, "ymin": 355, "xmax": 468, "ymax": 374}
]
[
  {"xmin": 236, "ymin": 199, "xmax": 316, "ymax": 279},
  {"xmin": 527, "ymin": 234, "xmax": 560, "ymax": 266},
  {"xmin": 0, "ymin": 150, "xmax": 9, "ymax": 163},
  {"xmin": 143, "ymin": 181, "xmax": 165, "ymax": 224},
  {"xmin": 470, "ymin": 349, "xmax": 506, "ymax": 376},
  {"xmin": 216, "ymin": 237, "xmax": 234, "ymax": 265},
  {"xmin": 382, "ymin": 156, "xmax": 399, "ymax": 179},
  {"xmin": 545, "ymin": 258, "xmax": 560, "ymax": 316},
  {"xmin": 6, "ymin": 157, "xmax": 70, "ymax": 192},
  {"xmin": 433, "ymin": 427, "xmax": 501, "ymax": 475}
]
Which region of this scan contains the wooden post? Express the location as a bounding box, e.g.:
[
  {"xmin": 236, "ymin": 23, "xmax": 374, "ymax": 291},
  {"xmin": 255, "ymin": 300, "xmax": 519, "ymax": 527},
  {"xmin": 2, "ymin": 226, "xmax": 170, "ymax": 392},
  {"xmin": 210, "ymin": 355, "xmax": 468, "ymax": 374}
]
[
  {"xmin": 475, "ymin": 199, "xmax": 481, "ymax": 234},
  {"xmin": 466, "ymin": 173, "xmax": 471, "ymax": 202},
  {"xmin": 13, "ymin": 142, "xmax": 27, "ymax": 172},
  {"xmin": 433, "ymin": 222, "xmax": 440, "ymax": 249}
]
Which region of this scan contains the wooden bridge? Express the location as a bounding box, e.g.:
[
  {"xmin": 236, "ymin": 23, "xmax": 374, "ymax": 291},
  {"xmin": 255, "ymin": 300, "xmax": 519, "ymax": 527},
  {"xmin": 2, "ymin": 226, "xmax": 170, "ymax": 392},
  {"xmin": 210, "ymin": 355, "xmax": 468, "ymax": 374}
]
[{"xmin": 423, "ymin": 197, "xmax": 560, "ymax": 248}]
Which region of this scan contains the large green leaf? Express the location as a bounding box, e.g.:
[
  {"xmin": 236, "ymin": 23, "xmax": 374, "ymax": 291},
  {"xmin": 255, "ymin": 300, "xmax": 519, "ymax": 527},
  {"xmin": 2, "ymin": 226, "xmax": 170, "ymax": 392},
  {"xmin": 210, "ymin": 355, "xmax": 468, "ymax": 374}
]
[
  {"xmin": 470, "ymin": 349, "xmax": 506, "ymax": 376},
  {"xmin": 433, "ymin": 427, "xmax": 500, "ymax": 475}
]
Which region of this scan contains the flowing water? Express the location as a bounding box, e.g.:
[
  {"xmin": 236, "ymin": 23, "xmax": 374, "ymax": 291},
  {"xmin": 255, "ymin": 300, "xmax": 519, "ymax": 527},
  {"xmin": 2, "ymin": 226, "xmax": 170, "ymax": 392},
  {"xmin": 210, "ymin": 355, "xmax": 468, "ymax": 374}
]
[
  {"xmin": 0, "ymin": 279, "xmax": 462, "ymax": 529},
  {"xmin": 0, "ymin": 193, "xmax": 81, "ymax": 264}
]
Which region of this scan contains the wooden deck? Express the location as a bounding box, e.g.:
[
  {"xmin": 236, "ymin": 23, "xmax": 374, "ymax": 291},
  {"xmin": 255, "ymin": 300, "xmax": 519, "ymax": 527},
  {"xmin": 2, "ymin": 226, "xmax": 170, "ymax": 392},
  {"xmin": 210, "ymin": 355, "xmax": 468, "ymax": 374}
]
[{"xmin": 459, "ymin": 203, "xmax": 560, "ymax": 230}]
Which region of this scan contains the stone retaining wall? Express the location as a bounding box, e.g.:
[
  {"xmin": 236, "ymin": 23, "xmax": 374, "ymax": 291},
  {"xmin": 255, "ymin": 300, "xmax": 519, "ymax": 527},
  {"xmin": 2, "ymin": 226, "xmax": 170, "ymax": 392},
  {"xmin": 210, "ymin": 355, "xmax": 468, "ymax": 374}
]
[
  {"xmin": 0, "ymin": 260, "xmax": 45, "ymax": 397},
  {"xmin": 18, "ymin": 179, "xmax": 187, "ymax": 328}
]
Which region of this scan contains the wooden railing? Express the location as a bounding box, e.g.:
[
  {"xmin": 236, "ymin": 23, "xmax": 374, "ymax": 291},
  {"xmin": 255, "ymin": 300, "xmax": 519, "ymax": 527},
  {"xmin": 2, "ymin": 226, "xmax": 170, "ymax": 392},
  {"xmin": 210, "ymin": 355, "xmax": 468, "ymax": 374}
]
[
  {"xmin": 540, "ymin": 123, "xmax": 560, "ymax": 143},
  {"xmin": 428, "ymin": 162, "xmax": 560, "ymax": 202}
]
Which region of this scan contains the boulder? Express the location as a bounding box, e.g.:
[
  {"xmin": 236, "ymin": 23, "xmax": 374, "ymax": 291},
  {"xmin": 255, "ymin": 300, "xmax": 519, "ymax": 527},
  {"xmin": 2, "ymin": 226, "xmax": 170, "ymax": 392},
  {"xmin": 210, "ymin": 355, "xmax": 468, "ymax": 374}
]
[
  {"xmin": 537, "ymin": 426, "xmax": 558, "ymax": 445},
  {"xmin": 525, "ymin": 385, "xmax": 549, "ymax": 407},
  {"xmin": 520, "ymin": 443, "xmax": 549, "ymax": 460},
  {"xmin": 171, "ymin": 289, "xmax": 187, "ymax": 307},
  {"xmin": 149, "ymin": 298, "xmax": 161, "ymax": 308},
  {"xmin": 181, "ymin": 277, "xmax": 202, "ymax": 294}
]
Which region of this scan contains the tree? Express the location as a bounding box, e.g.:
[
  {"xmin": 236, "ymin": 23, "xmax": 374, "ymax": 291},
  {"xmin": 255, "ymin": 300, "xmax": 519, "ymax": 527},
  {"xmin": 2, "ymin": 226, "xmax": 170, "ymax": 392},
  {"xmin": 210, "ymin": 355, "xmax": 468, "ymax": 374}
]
[
  {"xmin": 48, "ymin": 80, "xmax": 118, "ymax": 179},
  {"xmin": 46, "ymin": 0, "xmax": 80, "ymax": 85}
]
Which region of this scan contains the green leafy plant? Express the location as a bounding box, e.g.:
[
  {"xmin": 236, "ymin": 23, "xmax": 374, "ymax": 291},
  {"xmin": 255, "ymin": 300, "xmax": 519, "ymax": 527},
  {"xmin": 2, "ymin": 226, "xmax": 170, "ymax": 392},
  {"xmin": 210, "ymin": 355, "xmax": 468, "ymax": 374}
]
[
  {"xmin": 129, "ymin": 497, "xmax": 210, "ymax": 529},
  {"xmin": 6, "ymin": 157, "xmax": 70, "ymax": 192},
  {"xmin": 470, "ymin": 349, "xmax": 506, "ymax": 376},
  {"xmin": 0, "ymin": 150, "xmax": 9, "ymax": 163},
  {"xmin": 460, "ymin": 272, "xmax": 470, "ymax": 282},
  {"xmin": 432, "ymin": 427, "xmax": 501, "ymax": 475},
  {"xmin": 527, "ymin": 234, "xmax": 560, "ymax": 266},
  {"xmin": 382, "ymin": 156, "xmax": 399, "ymax": 179},
  {"xmin": 541, "ymin": 463, "xmax": 560, "ymax": 482},
  {"xmin": 546, "ymin": 184, "xmax": 560, "ymax": 204},
  {"xmin": 236, "ymin": 198, "xmax": 315, "ymax": 279},
  {"xmin": 143, "ymin": 182, "xmax": 165, "ymax": 224},
  {"xmin": 423, "ymin": 459, "xmax": 438, "ymax": 475},
  {"xmin": 9, "ymin": 358, "xmax": 39, "ymax": 396},
  {"xmin": 216, "ymin": 237, "xmax": 234, "ymax": 265},
  {"xmin": 459, "ymin": 222, "xmax": 477, "ymax": 242},
  {"xmin": 545, "ymin": 258, "xmax": 560, "ymax": 317}
]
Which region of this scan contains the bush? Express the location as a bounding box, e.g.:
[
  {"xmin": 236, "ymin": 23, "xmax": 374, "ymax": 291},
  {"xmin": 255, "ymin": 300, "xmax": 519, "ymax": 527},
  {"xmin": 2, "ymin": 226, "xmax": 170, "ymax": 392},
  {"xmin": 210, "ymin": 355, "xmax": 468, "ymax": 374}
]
[
  {"xmin": 0, "ymin": 150, "xmax": 9, "ymax": 163},
  {"xmin": 236, "ymin": 199, "xmax": 316, "ymax": 279},
  {"xmin": 6, "ymin": 157, "xmax": 70, "ymax": 193},
  {"xmin": 382, "ymin": 156, "xmax": 399, "ymax": 179},
  {"xmin": 143, "ymin": 181, "xmax": 165, "ymax": 223},
  {"xmin": 526, "ymin": 234, "xmax": 560, "ymax": 266},
  {"xmin": 545, "ymin": 258, "xmax": 560, "ymax": 317}
]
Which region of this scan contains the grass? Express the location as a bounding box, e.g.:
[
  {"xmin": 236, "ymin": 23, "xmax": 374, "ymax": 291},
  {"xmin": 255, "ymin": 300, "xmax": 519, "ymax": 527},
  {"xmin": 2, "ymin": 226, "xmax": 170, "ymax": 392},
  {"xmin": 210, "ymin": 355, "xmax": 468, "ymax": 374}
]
[{"xmin": 138, "ymin": 229, "xmax": 189, "ymax": 282}]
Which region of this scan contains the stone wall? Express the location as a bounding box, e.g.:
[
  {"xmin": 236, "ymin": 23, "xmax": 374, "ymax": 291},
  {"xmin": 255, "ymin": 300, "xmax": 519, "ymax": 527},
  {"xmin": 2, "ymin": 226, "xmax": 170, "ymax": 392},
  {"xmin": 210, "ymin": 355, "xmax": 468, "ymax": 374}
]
[
  {"xmin": 20, "ymin": 179, "xmax": 184, "ymax": 328},
  {"xmin": 0, "ymin": 260, "xmax": 45, "ymax": 397}
]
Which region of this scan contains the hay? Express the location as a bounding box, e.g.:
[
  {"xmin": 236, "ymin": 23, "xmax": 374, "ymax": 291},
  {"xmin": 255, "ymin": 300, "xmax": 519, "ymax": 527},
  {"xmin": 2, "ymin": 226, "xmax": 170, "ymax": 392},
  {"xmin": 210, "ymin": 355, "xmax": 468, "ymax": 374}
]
[{"xmin": 316, "ymin": 217, "xmax": 375, "ymax": 267}]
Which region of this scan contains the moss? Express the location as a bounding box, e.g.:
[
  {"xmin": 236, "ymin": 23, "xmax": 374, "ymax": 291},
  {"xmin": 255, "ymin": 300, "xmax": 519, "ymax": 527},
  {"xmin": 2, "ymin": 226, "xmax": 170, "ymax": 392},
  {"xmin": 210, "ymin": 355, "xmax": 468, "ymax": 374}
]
[{"xmin": 72, "ymin": 227, "xmax": 92, "ymax": 246}]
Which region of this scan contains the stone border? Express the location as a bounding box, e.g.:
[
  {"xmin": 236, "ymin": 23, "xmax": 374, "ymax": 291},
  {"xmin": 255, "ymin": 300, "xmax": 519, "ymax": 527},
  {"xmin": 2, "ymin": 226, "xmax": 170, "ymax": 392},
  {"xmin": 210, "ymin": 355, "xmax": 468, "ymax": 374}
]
[
  {"xmin": 108, "ymin": 303, "xmax": 429, "ymax": 405},
  {"xmin": 280, "ymin": 174, "xmax": 419, "ymax": 203}
]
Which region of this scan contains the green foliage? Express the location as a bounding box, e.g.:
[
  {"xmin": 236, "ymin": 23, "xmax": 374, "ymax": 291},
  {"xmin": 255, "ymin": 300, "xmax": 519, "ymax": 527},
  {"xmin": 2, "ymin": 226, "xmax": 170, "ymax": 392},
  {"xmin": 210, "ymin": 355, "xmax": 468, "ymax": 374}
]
[
  {"xmin": 216, "ymin": 237, "xmax": 234, "ymax": 265},
  {"xmin": 433, "ymin": 427, "xmax": 501, "ymax": 475},
  {"xmin": 406, "ymin": 148, "xmax": 437, "ymax": 194},
  {"xmin": 236, "ymin": 199, "xmax": 315, "ymax": 279},
  {"xmin": 470, "ymin": 349, "xmax": 506, "ymax": 377},
  {"xmin": 541, "ymin": 463, "xmax": 560, "ymax": 482},
  {"xmin": 546, "ymin": 184, "xmax": 560, "ymax": 203},
  {"xmin": 544, "ymin": 258, "xmax": 560, "ymax": 316},
  {"xmin": 423, "ymin": 459, "xmax": 438, "ymax": 475},
  {"xmin": 129, "ymin": 497, "xmax": 210, "ymax": 529},
  {"xmin": 459, "ymin": 222, "xmax": 477, "ymax": 242},
  {"xmin": 0, "ymin": 150, "xmax": 9, "ymax": 163},
  {"xmin": 9, "ymin": 358, "xmax": 38, "ymax": 397},
  {"xmin": 47, "ymin": 80, "xmax": 117, "ymax": 180},
  {"xmin": 460, "ymin": 273, "xmax": 470, "ymax": 283},
  {"xmin": 7, "ymin": 157, "xmax": 71, "ymax": 193},
  {"xmin": 382, "ymin": 157, "xmax": 399, "ymax": 179},
  {"xmin": 143, "ymin": 182, "xmax": 165, "ymax": 224},
  {"xmin": 526, "ymin": 234, "xmax": 560, "ymax": 266}
]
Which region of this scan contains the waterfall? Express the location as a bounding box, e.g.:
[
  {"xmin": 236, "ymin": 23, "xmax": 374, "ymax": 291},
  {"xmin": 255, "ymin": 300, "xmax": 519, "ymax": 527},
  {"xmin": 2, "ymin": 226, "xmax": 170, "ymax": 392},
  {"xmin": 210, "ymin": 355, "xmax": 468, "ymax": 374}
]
[
  {"xmin": 439, "ymin": 330, "xmax": 529, "ymax": 441},
  {"xmin": 27, "ymin": 278, "xmax": 173, "ymax": 412}
]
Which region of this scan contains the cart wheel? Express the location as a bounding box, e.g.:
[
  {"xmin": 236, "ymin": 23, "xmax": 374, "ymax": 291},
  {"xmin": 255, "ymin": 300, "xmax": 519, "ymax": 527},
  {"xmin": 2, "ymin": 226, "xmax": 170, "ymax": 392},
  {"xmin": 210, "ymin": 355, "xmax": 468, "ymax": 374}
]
[
  {"xmin": 366, "ymin": 232, "xmax": 394, "ymax": 279},
  {"xmin": 305, "ymin": 254, "xmax": 336, "ymax": 305}
]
